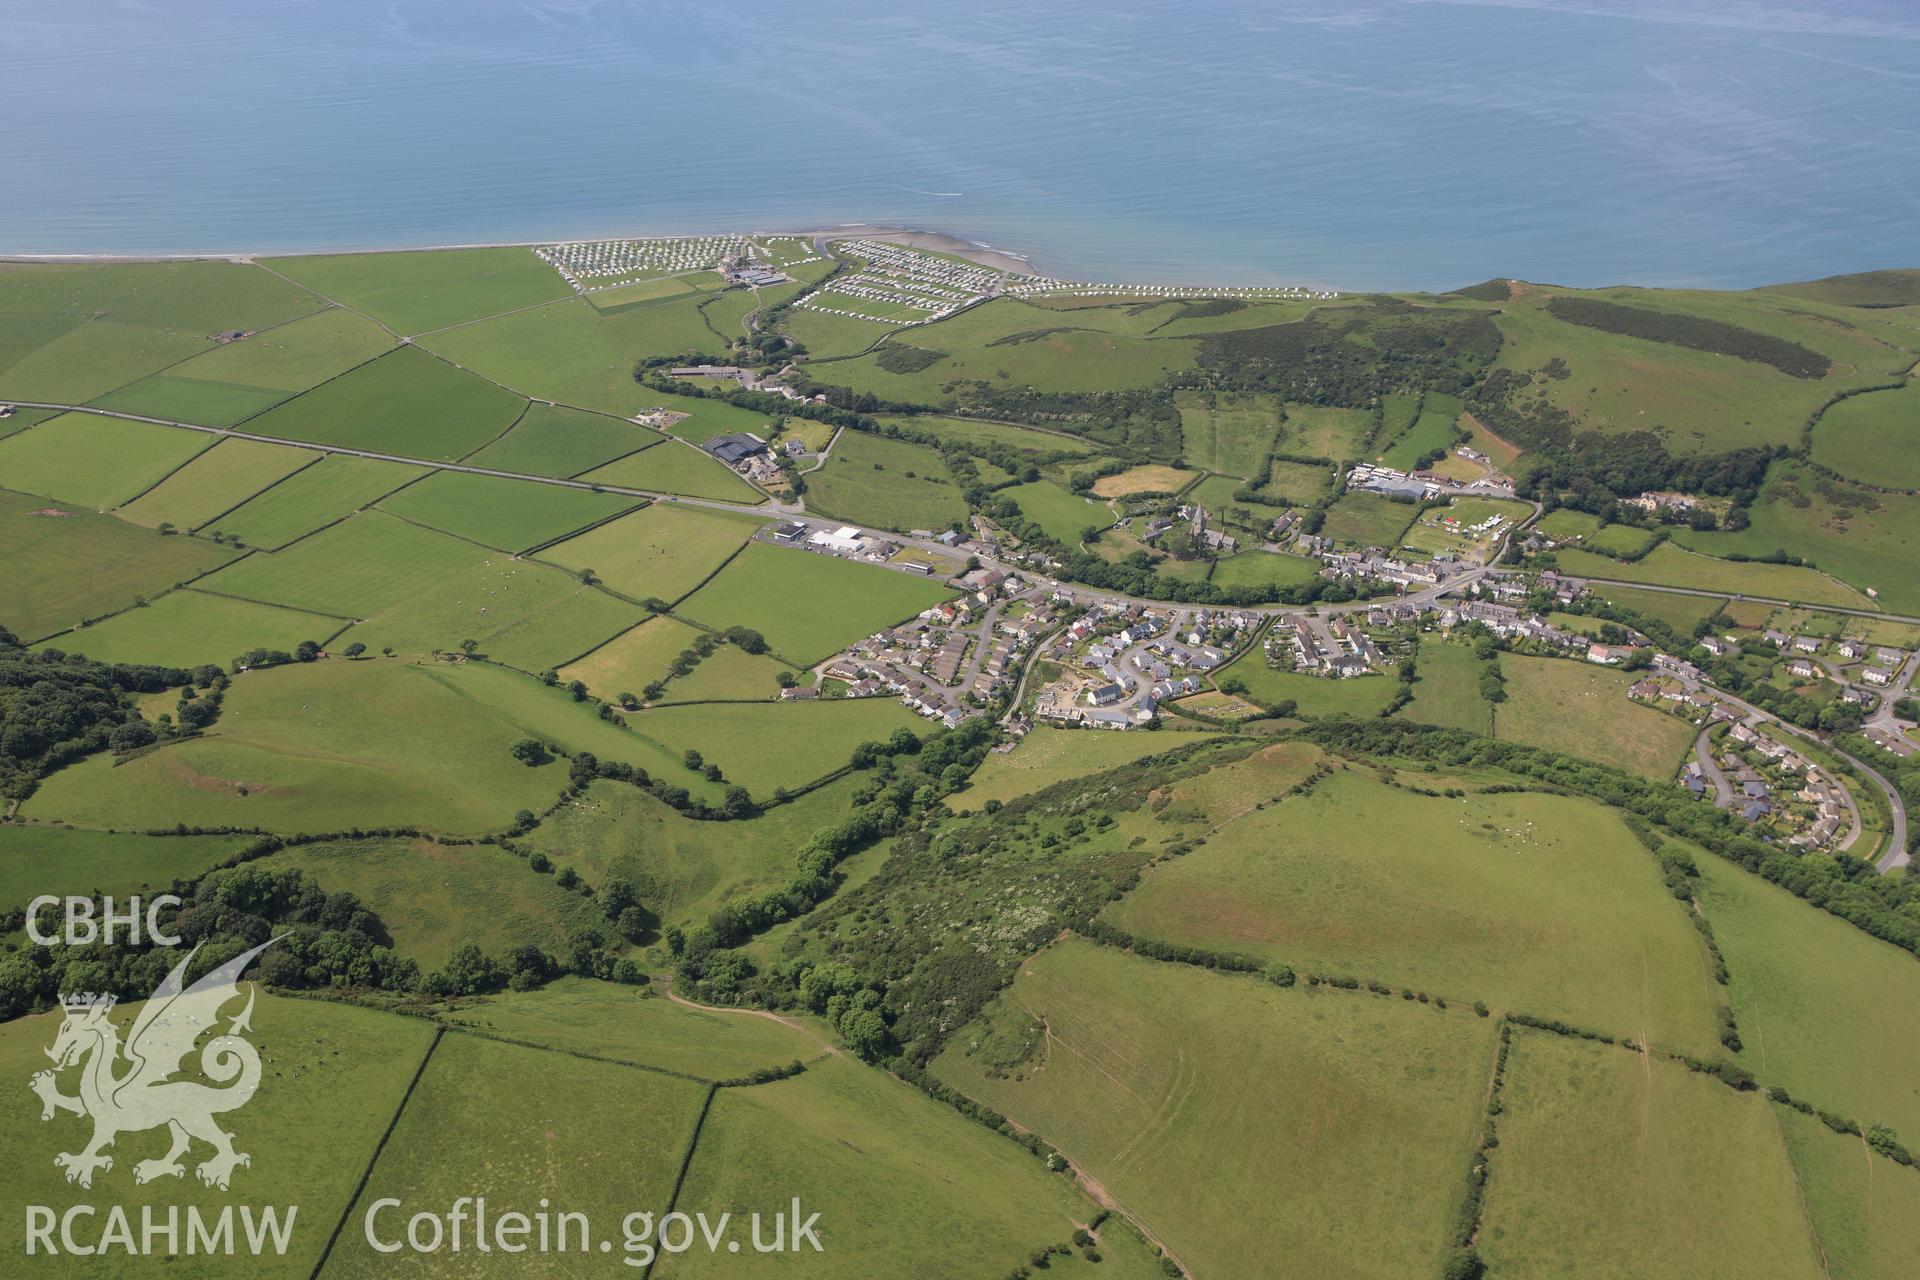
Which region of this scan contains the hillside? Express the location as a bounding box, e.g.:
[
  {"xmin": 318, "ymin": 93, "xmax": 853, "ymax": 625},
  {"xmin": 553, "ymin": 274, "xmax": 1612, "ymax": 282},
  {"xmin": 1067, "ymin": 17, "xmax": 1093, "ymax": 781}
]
[{"xmin": 2, "ymin": 242, "xmax": 1916, "ymax": 1279}]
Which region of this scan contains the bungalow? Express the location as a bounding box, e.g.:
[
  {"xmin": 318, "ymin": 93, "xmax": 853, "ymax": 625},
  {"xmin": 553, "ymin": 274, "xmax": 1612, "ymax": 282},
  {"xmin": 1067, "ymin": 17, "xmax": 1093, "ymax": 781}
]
[
  {"xmin": 1792, "ymin": 635, "xmax": 1820, "ymax": 654},
  {"xmin": 1586, "ymin": 643, "xmax": 1634, "ymax": 665},
  {"xmin": 1786, "ymin": 659, "xmax": 1820, "ymax": 679},
  {"xmin": 1862, "ymin": 666, "xmax": 1894, "ymax": 686}
]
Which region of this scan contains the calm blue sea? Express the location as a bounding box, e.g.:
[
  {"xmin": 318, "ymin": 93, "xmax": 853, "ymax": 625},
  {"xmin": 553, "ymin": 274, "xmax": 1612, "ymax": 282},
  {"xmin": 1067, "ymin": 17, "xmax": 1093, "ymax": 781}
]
[{"xmin": 3, "ymin": 0, "xmax": 1917, "ymax": 290}]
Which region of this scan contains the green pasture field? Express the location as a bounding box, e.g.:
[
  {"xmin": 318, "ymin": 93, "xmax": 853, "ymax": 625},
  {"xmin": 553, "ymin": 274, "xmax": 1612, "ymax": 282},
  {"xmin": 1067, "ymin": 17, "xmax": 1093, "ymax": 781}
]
[
  {"xmin": 1595, "ymin": 284, "xmax": 1920, "ymax": 371},
  {"xmin": 1760, "ymin": 269, "xmax": 1920, "ymax": 307},
  {"xmin": 1216, "ymin": 649, "xmax": 1400, "ymax": 717},
  {"xmin": 657, "ymin": 641, "xmax": 797, "ymax": 702},
  {"xmin": 1146, "ymin": 296, "xmax": 1331, "ymax": 336},
  {"xmin": 1550, "ymin": 544, "xmax": 1875, "ymax": 611},
  {"xmin": 526, "ymin": 775, "xmax": 858, "ymax": 932},
  {"xmin": 1381, "ymin": 390, "xmax": 1420, "ymax": 440},
  {"xmin": 579, "ymin": 438, "xmax": 766, "ymax": 502},
  {"xmin": 240, "ymin": 345, "xmax": 526, "ymax": 461},
  {"xmin": 1280, "ymin": 404, "xmax": 1373, "ymax": 460},
  {"xmin": 263, "ymin": 246, "xmax": 572, "ymax": 334},
  {"xmin": 1671, "ymin": 462, "xmax": 1920, "ymax": 613},
  {"xmin": 325, "ymin": 1031, "xmax": 707, "ymax": 1279},
  {"xmin": 422, "ymin": 298, "xmax": 735, "ymax": 416},
  {"xmin": 1775, "ymin": 1106, "xmax": 1920, "ymax": 1280},
  {"xmin": 437, "ymin": 977, "xmax": 825, "ymax": 1081},
  {"xmin": 114, "ymin": 437, "xmax": 322, "ymax": 531},
  {"xmin": 1721, "ymin": 598, "xmax": 1777, "ymax": 629},
  {"xmin": 338, "ymin": 555, "xmax": 646, "ymax": 671},
  {"xmin": 1536, "ymin": 508, "xmax": 1602, "ymax": 540},
  {"xmin": 1320, "ymin": 492, "xmax": 1418, "ymax": 548},
  {"xmin": 1591, "ymin": 583, "xmax": 1728, "ymax": 632},
  {"xmin": 425, "ymin": 659, "xmax": 729, "ymax": 800},
  {"xmin": 561, "ymin": 615, "xmax": 707, "ymax": 700},
  {"xmin": 583, "ymin": 273, "xmax": 697, "ymax": 310},
  {"xmin": 1479, "ymin": 1032, "xmax": 1822, "ymax": 1279},
  {"xmin": 633, "ymin": 698, "xmax": 924, "ymax": 796},
  {"xmin": 1263, "ymin": 457, "xmax": 1334, "ymax": 503},
  {"xmin": 1176, "ymin": 389, "xmax": 1280, "ymax": 476},
  {"xmin": 1811, "ymin": 381, "xmax": 1920, "ymax": 489},
  {"xmin": 0, "ymin": 406, "xmax": 59, "ymax": 439},
  {"xmin": 645, "ymin": 391, "xmax": 776, "ymax": 444},
  {"xmin": 1696, "ymin": 857, "xmax": 1920, "ymax": 1142},
  {"xmin": 539, "ymin": 503, "xmax": 757, "ymax": 604},
  {"xmin": 119, "ymin": 304, "xmax": 391, "ymax": 392},
  {"xmin": 89, "ymin": 374, "xmax": 288, "ymax": 426},
  {"xmin": 699, "ymin": 281, "xmax": 793, "ymax": 343},
  {"xmin": 1398, "ymin": 637, "xmax": 1494, "ymax": 733},
  {"xmin": 678, "ymin": 543, "xmax": 956, "ymax": 666},
  {"xmin": 462, "ymin": 402, "xmax": 666, "ymax": 478},
  {"xmin": 999, "ymin": 479, "xmax": 1115, "ymax": 542},
  {"xmin": 0, "ymin": 259, "xmax": 322, "ymax": 334},
  {"xmin": 199, "ymin": 511, "xmax": 486, "ymax": 617},
  {"xmin": 948, "ymin": 726, "xmax": 1220, "ymax": 812},
  {"xmin": 1585, "ymin": 522, "xmax": 1661, "ymax": 557},
  {"xmin": 880, "ymin": 295, "xmax": 1173, "ymax": 346},
  {"xmin": 1377, "ymin": 399, "xmax": 1463, "ymax": 470},
  {"xmin": 21, "ymin": 659, "xmax": 568, "ymax": 836},
  {"xmin": 1184, "ymin": 473, "xmax": 1264, "ymax": 518},
  {"xmin": 872, "ymin": 413, "xmax": 1097, "ymax": 457},
  {"xmin": 578, "ymin": 295, "xmax": 733, "ymax": 376},
  {"xmin": 1494, "ymin": 653, "xmax": 1696, "ymax": 781},
  {"xmin": 665, "ymin": 1053, "xmax": 1128, "ymax": 1280},
  {"xmin": 0, "ymin": 826, "xmax": 250, "ymax": 910},
  {"xmin": 202, "ymin": 454, "xmax": 428, "ymax": 549},
  {"xmin": 1108, "ymin": 769, "xmax": 1724, "ymax": 1053},
  {"xmin": 0, "ymin": 414, "xmax": 212, "ymax": 509},
  {"xmin": 377, "ymin": 470, "xmax": 637, "ymax": 552},
  {"xmin": 781, "ymin": 418, "xmax": 836, "ymax": 452},
  {"xmin": 0, "ymin": 996, "xmax": 436, "ymax": 1279},
  {"xmin": 1488, "ymin": 292, "xmax": 1908, "ymax": 456},
  {"xmin": 90, "ymin": 303, "xmax": 394, "ymax": 425},
  {"xmin": 0, "ymin": 260, "xmax": 323, "ymax": 405},
  {"xmin": 815, "ymin": 328, "xmax": 1198, "ymax": 402},
  {"xmin": 803, "ymin": 430, "xmax": 968, "ymax": 532},
  {"xmin": 780, "ymin": 307, "xmax": 906, "ymax": 359},
  {"xmin": 1206, "ymin": 549, "xmax": 1321, "ymax": 591},
  {"xmin": 48, "ymin": 589, "xmax": 342, "ymax": 667},
  {"xmin": 970, "ymin": 455, "xmax": 1017, "ymax": 485},
  {"xmin": 262, "ymin": 836, "xmax": 585, "ymax": 970},
  {"xmin": 0, "ymin": 322, "xmax": 229, "ymax": 404},
  {"xmin": 0, "ymin": 489, "xmax": 240, "ymax": 641},
  {"xmin": 934, "ymin": 939, "xmax": 1494, "ymax": 1280}
]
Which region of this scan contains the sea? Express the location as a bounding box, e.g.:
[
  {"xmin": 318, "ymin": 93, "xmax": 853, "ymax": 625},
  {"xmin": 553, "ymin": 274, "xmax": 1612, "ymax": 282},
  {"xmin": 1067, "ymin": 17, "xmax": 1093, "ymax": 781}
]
[{"xmin": 3, "ymin": 0, "xmax": 1917, "ymax": 291}]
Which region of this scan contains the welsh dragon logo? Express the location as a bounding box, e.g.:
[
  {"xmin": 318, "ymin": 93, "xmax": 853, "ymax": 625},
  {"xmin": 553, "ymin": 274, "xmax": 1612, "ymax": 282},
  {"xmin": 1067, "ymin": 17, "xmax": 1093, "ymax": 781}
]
[{"xmin": 30, "ymin": 939, "xmax": 274, "ymax": 1190}]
